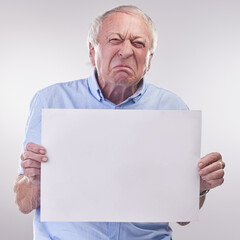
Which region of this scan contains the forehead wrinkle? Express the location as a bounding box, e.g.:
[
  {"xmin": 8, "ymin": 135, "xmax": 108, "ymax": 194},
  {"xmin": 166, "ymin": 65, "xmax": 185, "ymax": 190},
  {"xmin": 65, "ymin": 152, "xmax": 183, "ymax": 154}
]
[{"xmin": 101, "ymin": 13, "xmax": 152, "ymax": 47}]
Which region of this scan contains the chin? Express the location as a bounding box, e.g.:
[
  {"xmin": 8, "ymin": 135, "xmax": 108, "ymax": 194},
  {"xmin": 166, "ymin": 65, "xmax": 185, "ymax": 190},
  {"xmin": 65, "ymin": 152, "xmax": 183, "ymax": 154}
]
[{"xmin": 112, "ymin": 71, "xmax": 133, "ymax": 81}]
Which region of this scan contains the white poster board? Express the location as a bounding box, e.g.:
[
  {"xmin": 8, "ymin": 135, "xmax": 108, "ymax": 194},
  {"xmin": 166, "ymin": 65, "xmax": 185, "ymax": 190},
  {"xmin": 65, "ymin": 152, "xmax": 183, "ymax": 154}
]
[{"xmin": 41, "ymin": 109, "xmax": 201, "ymax": 222}]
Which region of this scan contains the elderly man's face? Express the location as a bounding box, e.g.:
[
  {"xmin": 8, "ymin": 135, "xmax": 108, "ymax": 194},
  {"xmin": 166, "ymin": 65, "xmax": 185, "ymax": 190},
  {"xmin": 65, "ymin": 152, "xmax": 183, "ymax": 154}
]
[{"xmin": 89, "ymin": 12, "xmax": 153, "ymax": 89}]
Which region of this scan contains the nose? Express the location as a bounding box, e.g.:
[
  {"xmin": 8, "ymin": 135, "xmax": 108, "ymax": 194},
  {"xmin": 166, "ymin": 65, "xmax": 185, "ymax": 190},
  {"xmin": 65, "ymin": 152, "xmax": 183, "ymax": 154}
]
[{"xmin": 118, "ymin": 40, "xmax": 133, "ymax": 58}]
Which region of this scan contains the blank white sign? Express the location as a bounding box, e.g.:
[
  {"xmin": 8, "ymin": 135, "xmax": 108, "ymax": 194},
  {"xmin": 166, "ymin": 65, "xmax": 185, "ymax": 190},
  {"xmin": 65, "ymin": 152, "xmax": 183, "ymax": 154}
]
[{"xmin": 41, "ymin": 109, "xmax": 201, "ymax": 222}]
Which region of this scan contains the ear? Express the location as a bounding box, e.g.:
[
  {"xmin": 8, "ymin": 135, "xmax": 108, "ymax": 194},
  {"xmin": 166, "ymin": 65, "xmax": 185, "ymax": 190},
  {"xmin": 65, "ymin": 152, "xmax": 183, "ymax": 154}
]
[
  {"xmin": 89, "ymin": 42, "xmax": 96, "ymax": 66},
  {"xmin": 147, "ymin": 53, "xmax": 154, "ymax": 71}
]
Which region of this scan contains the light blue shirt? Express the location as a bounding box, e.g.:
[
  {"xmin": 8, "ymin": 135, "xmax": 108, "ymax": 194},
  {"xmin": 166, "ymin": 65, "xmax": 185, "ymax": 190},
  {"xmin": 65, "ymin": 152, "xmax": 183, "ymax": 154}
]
[{"xmin": 20, "ymin": 70, "xmax": 188, "ymax": 240}]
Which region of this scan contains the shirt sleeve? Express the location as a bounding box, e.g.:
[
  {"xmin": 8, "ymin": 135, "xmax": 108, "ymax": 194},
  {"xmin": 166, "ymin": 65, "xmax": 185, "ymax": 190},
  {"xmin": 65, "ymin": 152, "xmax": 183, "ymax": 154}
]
[{"xmin": 18, "ymin": 91, "xmax": 45, "ymax": 174}]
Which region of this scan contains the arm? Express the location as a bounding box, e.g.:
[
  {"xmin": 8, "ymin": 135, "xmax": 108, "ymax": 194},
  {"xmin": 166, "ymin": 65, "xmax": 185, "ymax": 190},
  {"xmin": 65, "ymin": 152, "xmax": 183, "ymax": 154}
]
[
  {"xmin": 13, "ymin": 142, "xmax": 48, "ymax": 214},
  {"xmin": 178, "ymin": 152, "xmax": 225, "ymax": 226},
  {"xmin": 13, "ymin": 174, "xmax": 40, "ymax": 214}
]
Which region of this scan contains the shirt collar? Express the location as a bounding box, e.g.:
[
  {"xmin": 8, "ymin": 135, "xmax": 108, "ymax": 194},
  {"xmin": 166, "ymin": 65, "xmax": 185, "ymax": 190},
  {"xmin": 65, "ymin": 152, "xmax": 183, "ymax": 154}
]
[
  {"xmin": 127, "ymin": 79, "xmax": 146, "ymax": 103},
  {"xmin": 88, "ymin": 69, "xmax": 103, "ymax": 101},
  {"xmin": 88, "ymin": 68, "xmax": 147, "ymax": 104}
]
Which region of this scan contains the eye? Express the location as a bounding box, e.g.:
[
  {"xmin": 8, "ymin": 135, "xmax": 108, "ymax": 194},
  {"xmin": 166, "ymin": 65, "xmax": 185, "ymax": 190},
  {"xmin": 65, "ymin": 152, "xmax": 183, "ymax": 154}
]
[
  {"xmin": 109, "ymin": 38, "xmax": 121, "ymax": 44},
  {"xmin": 133, "ymin": 41, "xmax": 145, "ymax": 48}
]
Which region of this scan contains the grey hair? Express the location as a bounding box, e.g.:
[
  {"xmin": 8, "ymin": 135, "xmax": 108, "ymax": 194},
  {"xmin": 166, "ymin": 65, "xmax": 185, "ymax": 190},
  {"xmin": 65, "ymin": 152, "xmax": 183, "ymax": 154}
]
[{"xmin": 87, "ymin": 5, "xmax": 158, "ymax": 54}]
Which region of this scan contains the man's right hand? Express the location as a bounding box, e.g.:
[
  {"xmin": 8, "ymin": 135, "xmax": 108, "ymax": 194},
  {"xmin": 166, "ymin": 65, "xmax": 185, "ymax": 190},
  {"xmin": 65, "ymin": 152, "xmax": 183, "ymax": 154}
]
[{"xmin": 21, "ymin": 142, "xmax": 48, "ymax": 185}]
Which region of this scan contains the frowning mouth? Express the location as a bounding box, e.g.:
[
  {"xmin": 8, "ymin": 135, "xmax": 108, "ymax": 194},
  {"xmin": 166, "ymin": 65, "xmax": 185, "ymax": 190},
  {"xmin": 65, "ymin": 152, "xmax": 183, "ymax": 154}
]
[{"xmin": 113, "ymin": 65, "xmax": 133, "ymax": 71}]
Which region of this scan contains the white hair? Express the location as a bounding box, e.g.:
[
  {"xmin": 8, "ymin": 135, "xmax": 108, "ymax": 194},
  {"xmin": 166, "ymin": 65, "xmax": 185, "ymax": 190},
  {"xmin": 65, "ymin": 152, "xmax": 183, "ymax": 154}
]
[{"xmin": 88, "ymin": 5, "xmax": 158, "ymax": 54}]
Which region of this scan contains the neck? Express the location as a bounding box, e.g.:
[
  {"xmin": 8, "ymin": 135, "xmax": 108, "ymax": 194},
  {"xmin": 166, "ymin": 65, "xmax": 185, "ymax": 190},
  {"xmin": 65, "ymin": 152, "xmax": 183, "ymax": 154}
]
[
  {"xmin": 102, "ymin": 84, "xmax": 138, "ymax": 105},
  {"xmin": 97, "ymin": 79, "xmax": 142, "ymax": 105}
]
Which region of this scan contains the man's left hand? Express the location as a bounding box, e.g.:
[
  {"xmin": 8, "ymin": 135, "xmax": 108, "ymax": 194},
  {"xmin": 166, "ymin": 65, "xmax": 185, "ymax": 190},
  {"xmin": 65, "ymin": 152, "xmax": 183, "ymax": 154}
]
[{"xmin": 198, "ymin": 152, "xmax": 225, "ymax": 193}]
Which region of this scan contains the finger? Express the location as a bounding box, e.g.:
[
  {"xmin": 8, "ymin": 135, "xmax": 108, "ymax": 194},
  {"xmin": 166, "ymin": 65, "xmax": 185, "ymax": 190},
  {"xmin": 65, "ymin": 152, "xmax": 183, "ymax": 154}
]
[
  {"xmin": 219, "ymin": 161, "xmax": 226, "ymax": 169},
  {"xmin": 23, "ymin": 168, "xmax": 41, "ymax": 178},
  {"xmin": 205, "ymin": 178, "xmax": 224, "ymax": 189},
  {"xmin": 25, "ymin": 142, "xmax": 46, "ymax": 155},
  {"xmin": 22, "ymin": 151, "xmax": 48, "ymax": 163},
  {"xmin": 21, "ymin": 159, "xmax": 41, "ymax": 169},
  {"xmin": 201, "ymin": 169, "xmax": 225, "ymax": 181},
  {"xmin": 199, "ymin": 161, "xmax": 224, "ymax": 176},
  {"xmin": 198, "ymin": 152, "xmax": 222, "ymax": 169}
]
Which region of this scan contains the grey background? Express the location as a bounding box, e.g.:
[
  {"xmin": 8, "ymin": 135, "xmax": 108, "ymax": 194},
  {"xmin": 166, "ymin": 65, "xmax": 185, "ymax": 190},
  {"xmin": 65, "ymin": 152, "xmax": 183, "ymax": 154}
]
[{"xmin": 1, "ymin": 0, "xmax": 239, "ymax": 239}]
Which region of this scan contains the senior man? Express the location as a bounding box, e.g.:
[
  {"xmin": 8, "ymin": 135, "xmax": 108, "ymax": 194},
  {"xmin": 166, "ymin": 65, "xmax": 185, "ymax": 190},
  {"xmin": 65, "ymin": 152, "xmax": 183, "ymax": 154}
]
[{"xmin": 14, "ymin": 5, "xmax": 225, "ymax": 240}]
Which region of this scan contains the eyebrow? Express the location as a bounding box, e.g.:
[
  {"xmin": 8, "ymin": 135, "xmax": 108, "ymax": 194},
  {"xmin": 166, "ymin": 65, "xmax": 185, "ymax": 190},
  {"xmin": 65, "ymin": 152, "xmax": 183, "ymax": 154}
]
[
  {"xmin": 107, "ymin": 33, "xmax": 124, "ymax": 40},
  {"xmin": 107, "ymin": 33, "xmax": 148, "ymax": 42}
]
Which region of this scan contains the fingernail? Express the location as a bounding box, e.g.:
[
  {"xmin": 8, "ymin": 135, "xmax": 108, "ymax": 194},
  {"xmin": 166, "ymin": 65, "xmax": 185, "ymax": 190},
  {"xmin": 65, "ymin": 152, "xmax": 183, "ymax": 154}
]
[
  {"xmin": 40, "ymin": 150, "xmax": 45, "ymax": 154},
  {"xmin": 42, "ymin": 157, "xmax": 48, "ymax": 162},
  {"xmin": 199, "ymin": 162, "xmax": 203, "ymax": 167}
]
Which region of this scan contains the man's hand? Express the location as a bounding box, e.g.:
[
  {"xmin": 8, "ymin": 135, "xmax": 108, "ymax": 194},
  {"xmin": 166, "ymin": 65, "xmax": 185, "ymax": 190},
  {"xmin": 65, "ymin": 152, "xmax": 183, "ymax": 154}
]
[
  {"xmin": 178, "ymin": 152, "xmax": 225, "ymax": 226},
  {"xmin": 21, "ymin": 142, "xmax": 48, "ymax": 185},
  {"xmin": 198, "ymin": 152, "xmax": 225, "ymax": 193}
]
